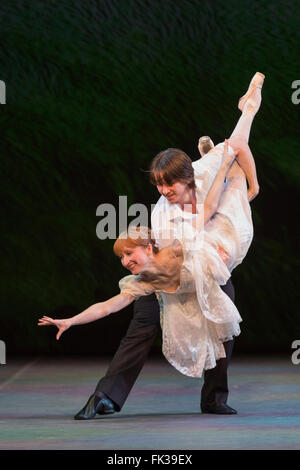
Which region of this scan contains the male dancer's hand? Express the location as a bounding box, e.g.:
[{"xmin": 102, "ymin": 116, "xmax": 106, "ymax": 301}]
[
  {"xmin": 222, "ymin": 139, "xmax": 238, "ymax": 168},
  {"xmin": 38, "ymin": 315, "xmax": 72, "ymax": 340},
  {"xmin": 217, "ymin": 245, "xmax": 229, "ymax": 264}
]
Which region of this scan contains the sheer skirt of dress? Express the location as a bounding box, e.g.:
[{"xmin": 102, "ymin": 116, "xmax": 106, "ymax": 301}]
[{"xmin": 119, "ymin": 177, "xmax": 253, "ymax": 378}]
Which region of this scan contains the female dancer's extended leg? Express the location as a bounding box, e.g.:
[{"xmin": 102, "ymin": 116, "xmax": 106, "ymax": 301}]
[
  {"xmin": 228, "ymin": 136, "xmax": 259, "ymax": 202},
  {"xmin": 227, "ymin": 73, "xmax": 264, "ymax": 201},
  {"xmin": 230, "ymin": 72, "xmax": 264, "ymax": 143},
  {"xmin": 199, "ymin": 73, "xmax": 264, "ymax": 201}
]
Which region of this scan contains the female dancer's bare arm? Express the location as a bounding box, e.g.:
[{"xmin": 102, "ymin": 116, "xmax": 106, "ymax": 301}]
[{"xmin": 38, "ymin": 293, "xmax": 135, "ymax": 340}]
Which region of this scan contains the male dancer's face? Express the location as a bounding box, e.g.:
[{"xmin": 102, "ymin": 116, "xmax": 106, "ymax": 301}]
[{"xmin": 156, "ymin": 180, "xmax": 189, "ymax": 206}]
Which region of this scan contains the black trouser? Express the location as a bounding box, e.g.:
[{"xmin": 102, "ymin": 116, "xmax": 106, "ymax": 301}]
[
  {"xmin": 95, "ymin": 279, "xmax": 235, "ymax": 411},
  {"xmin": 201, "ymin": 279, "xmax": 235, "ymax": 409}
]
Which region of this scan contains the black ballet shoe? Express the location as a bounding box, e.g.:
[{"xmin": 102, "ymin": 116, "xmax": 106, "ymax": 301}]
[
  {"xmin": 201, "ymin": 403, "xmax": 237, "ymax": 415},
  {"xmin": 74, "ymin": 392, "xmax": 116, "ymax": 420}
]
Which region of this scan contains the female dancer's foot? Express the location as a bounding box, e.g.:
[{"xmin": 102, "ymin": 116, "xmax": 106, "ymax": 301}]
[{"xmin": 238, "ymin": 72, "xmax": 265, "ymax": 114}]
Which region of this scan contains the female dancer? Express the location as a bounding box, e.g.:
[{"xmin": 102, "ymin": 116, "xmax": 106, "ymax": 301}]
[{"xmin": 38, "ymin": 72, "xmax": 265, "ymax": 377}]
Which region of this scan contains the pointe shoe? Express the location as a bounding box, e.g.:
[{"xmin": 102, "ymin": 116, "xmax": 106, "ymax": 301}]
[
  {"xmin": 198, "ymin": 136, "xmax": 214, "ymax": 156},
  {"xmin": 238, "ymin": 72, "xmax": 265, "ymax": 112}
]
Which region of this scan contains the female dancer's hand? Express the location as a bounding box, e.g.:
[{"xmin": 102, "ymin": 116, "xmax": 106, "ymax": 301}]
[{"xmin": 38, "ymin": 315, "xmax": 72, "ymax": 340}]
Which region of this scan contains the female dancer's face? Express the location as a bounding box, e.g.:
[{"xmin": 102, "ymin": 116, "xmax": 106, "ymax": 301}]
[
  {"xmin": 156, "ymin": 181, "xmax": 188, "ymax": 205},
  {"xmin": 120, "ymin": 245, "xmax": 151, "ymax": 275}
]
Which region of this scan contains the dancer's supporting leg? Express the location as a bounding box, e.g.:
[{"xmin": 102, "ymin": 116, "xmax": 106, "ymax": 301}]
[
  {"xmin": 74, "ymin": 293, "xmax": 160, "ymax": 419},
  {"xmin": 201, "ymin": 150, "xmax": 250, "ymax": 414},
  {"xmin": 201, "ymin": 279, "xmax": 236, "ymax": 413},
  {"xmin": 94, "ymin": 294, "xmax": 160, "ymax": 410}
]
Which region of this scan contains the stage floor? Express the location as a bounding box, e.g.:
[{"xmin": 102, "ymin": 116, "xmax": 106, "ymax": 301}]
[{"xmin": 0, "ymin": 355, "xmax": 299, "ymax": 450}]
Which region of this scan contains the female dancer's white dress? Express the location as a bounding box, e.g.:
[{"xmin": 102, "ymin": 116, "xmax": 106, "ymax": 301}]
[{"xmin": 119, "ymin": 143, "xmax": 253, "ymax": 377}]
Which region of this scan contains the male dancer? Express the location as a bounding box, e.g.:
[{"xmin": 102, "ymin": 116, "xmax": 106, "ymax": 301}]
[{"xmin": 74, "ymin": 72, "xmax": 264, "ymax": 419}]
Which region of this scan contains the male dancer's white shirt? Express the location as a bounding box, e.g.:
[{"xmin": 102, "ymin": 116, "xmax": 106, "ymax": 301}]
[{"xmin": 151, "ymin": 144, "xmax": 226, "ymax": 246}]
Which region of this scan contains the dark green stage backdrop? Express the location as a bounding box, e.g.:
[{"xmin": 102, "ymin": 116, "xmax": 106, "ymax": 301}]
[{"xmin": 0, "ymin": 0, "xmax": 299, "ymax": 356}]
